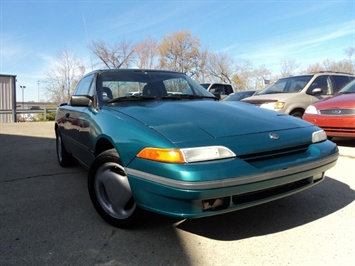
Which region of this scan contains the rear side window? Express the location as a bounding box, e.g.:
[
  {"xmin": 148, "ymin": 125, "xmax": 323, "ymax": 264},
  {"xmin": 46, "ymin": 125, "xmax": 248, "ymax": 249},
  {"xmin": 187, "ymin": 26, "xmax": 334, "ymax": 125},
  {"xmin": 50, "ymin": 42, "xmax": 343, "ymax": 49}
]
[
  {"xmin": 209, "ymin": 84, "xmax": 233, "ymax": 96},
  {"xmin": 331, "ymin": 75, "xmax": 353, "ymax": 92},
  {"xmin": 224, "ymin": 85, "xmax": 233, "ymax": 95}
]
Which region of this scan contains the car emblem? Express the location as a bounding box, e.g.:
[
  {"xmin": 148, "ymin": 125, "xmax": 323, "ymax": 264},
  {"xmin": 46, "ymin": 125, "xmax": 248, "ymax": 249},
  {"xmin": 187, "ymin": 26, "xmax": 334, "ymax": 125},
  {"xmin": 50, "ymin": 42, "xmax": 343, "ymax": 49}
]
[
  {"xmin": 269, "ymin": 132, "xmax": 279, "ymax": 140},
  {"xmin": 332, "ymin": 109, "xmax": 341, "ymax": 114}
]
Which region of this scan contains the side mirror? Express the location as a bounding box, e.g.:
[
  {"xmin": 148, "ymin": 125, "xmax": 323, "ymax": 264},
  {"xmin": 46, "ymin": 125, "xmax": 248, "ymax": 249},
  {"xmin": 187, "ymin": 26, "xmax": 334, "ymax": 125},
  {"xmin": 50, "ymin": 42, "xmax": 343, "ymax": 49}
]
[
  {"xmin": 70, "ymin": 95, "xmax": 92, "ymax": 107},
  {"xmin": 311, "ymin": 88, "xmax": 323, "ymax": 95}
]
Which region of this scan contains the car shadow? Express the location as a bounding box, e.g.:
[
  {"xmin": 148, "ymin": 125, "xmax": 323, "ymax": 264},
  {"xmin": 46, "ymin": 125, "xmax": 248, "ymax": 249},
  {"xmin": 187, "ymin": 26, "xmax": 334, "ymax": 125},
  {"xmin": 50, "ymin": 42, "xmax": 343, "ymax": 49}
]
[
  {"xmin": 1, "ymin": 126, "xmax": 354, "ymax": 265},
  {"xmin": 138, "ymin": 175, "xmax": 354, "ymax": 241},
  {"xmin": 177, "ymin": 177, "xmax": 354, "ymax": 240},
  {"xmin": 332, "ymin": 137, "xmax": 355, "ymax": 148}
]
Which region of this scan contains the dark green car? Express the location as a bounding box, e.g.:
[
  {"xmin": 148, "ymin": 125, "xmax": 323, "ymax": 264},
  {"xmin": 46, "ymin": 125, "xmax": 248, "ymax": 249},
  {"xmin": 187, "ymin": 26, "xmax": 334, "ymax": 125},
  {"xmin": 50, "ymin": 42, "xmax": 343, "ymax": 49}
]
[{"xmin": 55, "ymin": 69, "xmax": 338, "ymax": 228}]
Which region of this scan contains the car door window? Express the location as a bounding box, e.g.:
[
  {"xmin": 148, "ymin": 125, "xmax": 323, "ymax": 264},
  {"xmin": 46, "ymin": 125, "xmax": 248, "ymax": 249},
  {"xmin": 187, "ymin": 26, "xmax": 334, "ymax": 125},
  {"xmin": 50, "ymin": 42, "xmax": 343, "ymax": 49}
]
[
  {"xmin": 74, "ymin": 74, "xmax": 94, "ymax": 95},
  {"xmin": 309, "ymin": 76, "xmax": 332, "ymax": 95},
  {"xmin": 210, "ymin": 84, "xmax": 223, "ymax": 95}
]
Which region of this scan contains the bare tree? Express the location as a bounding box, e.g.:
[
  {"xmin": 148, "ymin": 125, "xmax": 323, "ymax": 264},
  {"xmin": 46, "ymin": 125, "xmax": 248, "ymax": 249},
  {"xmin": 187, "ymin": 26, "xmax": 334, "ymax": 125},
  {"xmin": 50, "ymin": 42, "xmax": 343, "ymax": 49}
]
[
  {"xmin": 134, "ymin": 36, "xmax": 159, "ymax": 69},
  {"xmin": 344, "ymin": 47, "xmax": 355, "ymax": 60},
  {"xmin": 303, "ymin": 62, "xmax": 324, "ymax": 73},
  {"xmin": 230, "ymin": 59, "xmax": 272, "ymax": 91},
  {"xmin": 279, "ymin": 58, "xmax": 300, "ymax": 77},
  {"xmin": 44, "ymin": 48, "xmax": 85, "ymax": 104},
  {"xmin": 205, "ymin": 52, "xmax": 235, "ymax": 83},
  {"xmin": 250, "ymin": 65, "xmax": 272, "ymax": 90},
  {"xmin": 158, "ymin": 31, "xmax": 200, "ymax": 76},
  {"xmin": 231, "ymin": 59, "xmax": 253, "ymax": 91},
  {"xmin": 305, "ymin": 58, "xmax": 353, "ymax": 74},
  {"xmin": 192, "ymin": 47, "xmax": 209, "ymax": 82},
  {"xmin": 90, "ymin": 39, "xmax": 136, "ymax": 69},
  {"xmin": 344, "ymin": 47, "xmax": 355, "ymax": 73}
]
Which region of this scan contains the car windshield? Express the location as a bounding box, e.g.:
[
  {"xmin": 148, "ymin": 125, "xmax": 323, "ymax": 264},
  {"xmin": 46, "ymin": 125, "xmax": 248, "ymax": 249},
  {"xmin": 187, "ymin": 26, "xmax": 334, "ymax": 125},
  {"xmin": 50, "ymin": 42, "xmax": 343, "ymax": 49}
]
[
  {"xmin": 338, "ymin": 79, "xmax": 355, "ymax": 94},
  {"xmin": 97, "ymin": 70, "xmax": 216, "ymax": 104},
  {"xmin": 257, "ymin": 75, "xmax": 312, "ymax": 95}
]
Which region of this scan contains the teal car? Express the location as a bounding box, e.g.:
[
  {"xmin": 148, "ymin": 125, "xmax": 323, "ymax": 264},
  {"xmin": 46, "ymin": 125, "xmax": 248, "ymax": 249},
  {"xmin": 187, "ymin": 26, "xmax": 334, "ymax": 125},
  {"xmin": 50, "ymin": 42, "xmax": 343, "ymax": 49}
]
[{"xmin": 55, "ymin": 69, "xmax": 339, "ymax": 228}]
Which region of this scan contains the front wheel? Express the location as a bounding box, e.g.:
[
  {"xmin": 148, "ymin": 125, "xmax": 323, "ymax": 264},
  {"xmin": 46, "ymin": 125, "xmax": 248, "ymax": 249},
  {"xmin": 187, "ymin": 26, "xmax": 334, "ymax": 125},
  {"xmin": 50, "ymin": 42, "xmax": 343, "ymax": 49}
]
[
  {"xmin": 290, "ymin": 110, "xmax": 304, "ymax": 119},
  {"xmin": 88, "ymin": 149, "xmax": 141, "ymax": 228}
]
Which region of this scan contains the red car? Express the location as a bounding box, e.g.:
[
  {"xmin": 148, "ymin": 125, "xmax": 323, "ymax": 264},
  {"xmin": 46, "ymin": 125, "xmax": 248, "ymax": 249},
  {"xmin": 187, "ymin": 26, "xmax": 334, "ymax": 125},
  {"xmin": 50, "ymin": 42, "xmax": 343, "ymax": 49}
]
[{"xmin": 303, "ymin": 79, "xmax": 355, "ymax": 138}]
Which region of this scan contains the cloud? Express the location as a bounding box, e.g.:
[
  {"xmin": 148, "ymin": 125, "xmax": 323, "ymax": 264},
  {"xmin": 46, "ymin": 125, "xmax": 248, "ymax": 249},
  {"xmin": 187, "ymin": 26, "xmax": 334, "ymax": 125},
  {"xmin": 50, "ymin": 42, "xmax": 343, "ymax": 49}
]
[
  {"xmin": 235, "ymin": 20, "xmax": 354, "ymax": 65},
  {"xmin": 0, "ymin": 33, "xmax": 27, "ymax": 69}
]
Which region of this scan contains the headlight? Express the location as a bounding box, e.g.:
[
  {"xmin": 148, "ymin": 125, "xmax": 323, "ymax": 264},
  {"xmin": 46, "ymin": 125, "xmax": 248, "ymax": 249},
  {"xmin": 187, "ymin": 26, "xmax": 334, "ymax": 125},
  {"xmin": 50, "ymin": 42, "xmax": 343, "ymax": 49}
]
[
  {"xmin": 181, "ymin": 146, "xmax": 236, "ymax": 162},
  {"xmin": 260, "ymin": 102, "xmax": 285, "ymax": 110},
  {"xmin": 137, "ymin": 146, "xmax": 236, "ymax": 163},
  {"xmin": 274, "ymin": 102, "xmax": 285, "ymax": 109},
  {"xmin": 305, "ymin": 105, "xmax": 319, "ymax": 114},
  {"xmin": 312, "ymin": 130, "xmax": 327, "ymax": 143}
]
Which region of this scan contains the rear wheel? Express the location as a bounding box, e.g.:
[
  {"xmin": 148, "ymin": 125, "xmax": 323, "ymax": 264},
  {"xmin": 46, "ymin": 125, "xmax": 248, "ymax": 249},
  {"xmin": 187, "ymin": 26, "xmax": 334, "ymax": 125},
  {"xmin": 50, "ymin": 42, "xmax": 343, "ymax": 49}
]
[
  {"xmin": 56, "ymin": 129, "xmax": 75, "ymax": 167},
  {"xmin": 88, "ymin": 149, "xmax": 141, "ymax": 228}
]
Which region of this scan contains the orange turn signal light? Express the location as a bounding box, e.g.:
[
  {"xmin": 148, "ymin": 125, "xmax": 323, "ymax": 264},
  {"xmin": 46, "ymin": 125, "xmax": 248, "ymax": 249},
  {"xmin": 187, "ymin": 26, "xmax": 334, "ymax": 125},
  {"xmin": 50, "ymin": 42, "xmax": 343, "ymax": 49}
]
[{"xmin": 137, "ymin": 148, "xmax": 185, "ymax": 163}]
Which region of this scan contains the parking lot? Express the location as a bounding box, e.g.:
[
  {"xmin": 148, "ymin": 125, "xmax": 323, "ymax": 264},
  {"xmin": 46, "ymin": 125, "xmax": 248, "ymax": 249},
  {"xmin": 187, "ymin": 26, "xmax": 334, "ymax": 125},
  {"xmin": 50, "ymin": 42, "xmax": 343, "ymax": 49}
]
[{"xmin": 0, "ymin": 122, "xmax": 354, "ymax": 266}]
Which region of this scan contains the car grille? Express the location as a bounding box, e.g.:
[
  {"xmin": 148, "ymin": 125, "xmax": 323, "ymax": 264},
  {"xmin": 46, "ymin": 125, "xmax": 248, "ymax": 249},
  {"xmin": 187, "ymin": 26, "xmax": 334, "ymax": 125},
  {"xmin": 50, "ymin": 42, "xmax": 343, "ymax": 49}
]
[
  {"xmin": 323, "ymin": 127, "xmax": 355, "ymax": 134},
  {"xmin": 238, "ymin": 144, "xmax": 309, "ymax": 162},
  {"xmin": 319, "ymin": 108, "xmax": 355, "ymax": 115},
  {"xmin": 232, "ymin": 177, "xmax": 312, "ymax": 204},
  {"xmin": 242, "ymin": 99, "xmax": 276, "ymax": 107},
  {"xmin": 202, "ymin": 176, "xmax": 315, "ymax": 211}
]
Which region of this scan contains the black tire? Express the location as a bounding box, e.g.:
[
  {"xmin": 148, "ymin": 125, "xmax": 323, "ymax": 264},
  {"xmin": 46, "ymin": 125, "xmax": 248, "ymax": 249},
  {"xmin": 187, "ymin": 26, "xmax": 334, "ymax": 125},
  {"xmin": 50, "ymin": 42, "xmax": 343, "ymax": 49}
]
[
  {"xmin": 88, "ymin": 149, "xmax": 141, "ymax": 228},
  {"xmin": 56, "ymin": 129, "xmax": 75, "ymax": 167},
  {"xmin": 290, "ymin": 111, "xmax": 303, "ymax": 119}
]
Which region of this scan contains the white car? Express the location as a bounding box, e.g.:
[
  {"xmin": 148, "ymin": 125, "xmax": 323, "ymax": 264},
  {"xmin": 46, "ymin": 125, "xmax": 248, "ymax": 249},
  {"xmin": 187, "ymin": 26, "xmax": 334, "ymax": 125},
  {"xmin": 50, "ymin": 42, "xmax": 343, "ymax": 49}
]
[{"xmin": 200, "ymin": 83, "xmax": 234, "ymax": 99}]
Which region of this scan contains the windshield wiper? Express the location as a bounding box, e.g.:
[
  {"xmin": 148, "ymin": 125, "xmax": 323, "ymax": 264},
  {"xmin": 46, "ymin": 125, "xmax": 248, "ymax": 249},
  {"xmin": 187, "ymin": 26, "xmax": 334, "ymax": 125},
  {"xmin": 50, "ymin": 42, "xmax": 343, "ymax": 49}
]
[
  {"xmin": 162, "ymin": 94, "xmax": 218, "ymax": 100},
  {"xmin": 108, "ymin": 94, "xmax": 218, "ymax": 103},
  {"xmin": 108, "ymin": 95, "xmax": 156, "ymax": 103},
  {"xmin": 261, "ymin": 91, "xmax": 285, "ymax": 95}
]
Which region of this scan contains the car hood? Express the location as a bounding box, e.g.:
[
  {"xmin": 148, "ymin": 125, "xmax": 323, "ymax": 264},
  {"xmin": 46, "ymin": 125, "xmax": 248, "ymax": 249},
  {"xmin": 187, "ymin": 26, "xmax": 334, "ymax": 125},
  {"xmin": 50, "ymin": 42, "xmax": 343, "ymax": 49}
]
[
  {"xmin": 242, "ymin": 93, "xmax": 298, "ymax": 104},
  {"xmin": 108, "ymin": 100, "xmax": 311, "ymax": 142},
  {"xmin": 314, "ymin": 93, "xmax": 355, "ymax": 108}
]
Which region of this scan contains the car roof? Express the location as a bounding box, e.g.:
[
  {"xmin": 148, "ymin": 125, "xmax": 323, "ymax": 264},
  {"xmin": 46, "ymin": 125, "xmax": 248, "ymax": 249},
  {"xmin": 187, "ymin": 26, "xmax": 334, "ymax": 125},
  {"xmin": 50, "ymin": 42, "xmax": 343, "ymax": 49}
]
[
  {"xmin": 280, "ymin": 72, "xmax": 354, "ymax": 79},
  {"xmin": 84, "ymin": 68, "xmax": 183, "ymax": 77}
]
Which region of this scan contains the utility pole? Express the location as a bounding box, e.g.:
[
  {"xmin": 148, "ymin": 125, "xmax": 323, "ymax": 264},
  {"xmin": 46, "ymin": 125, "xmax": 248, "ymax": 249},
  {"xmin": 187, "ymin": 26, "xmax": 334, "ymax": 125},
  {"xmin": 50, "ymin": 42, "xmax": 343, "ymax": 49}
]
[
  {"xmin": 20, "ymin": 85, "xmax": 26, "ymax": 109},
  {"xmin": 37, "ymin": 80, "xmax": 40, "ymax": 102}
]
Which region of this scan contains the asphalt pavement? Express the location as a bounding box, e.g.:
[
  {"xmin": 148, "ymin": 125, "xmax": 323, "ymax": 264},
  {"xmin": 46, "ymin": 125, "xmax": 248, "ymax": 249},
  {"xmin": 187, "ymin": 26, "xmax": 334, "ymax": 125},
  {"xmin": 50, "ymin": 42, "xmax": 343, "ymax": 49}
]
[{"xmin": 0, "ymin": 122, "xmax": 354, "ymax": 266}]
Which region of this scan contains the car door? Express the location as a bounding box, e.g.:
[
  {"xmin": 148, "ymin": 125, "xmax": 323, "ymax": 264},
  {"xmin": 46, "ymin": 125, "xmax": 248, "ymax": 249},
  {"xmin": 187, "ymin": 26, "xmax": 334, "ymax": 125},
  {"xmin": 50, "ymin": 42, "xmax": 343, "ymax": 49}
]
[{"xmin": 67, "ymin": 74, "xmax": 96, "ymax": 166}]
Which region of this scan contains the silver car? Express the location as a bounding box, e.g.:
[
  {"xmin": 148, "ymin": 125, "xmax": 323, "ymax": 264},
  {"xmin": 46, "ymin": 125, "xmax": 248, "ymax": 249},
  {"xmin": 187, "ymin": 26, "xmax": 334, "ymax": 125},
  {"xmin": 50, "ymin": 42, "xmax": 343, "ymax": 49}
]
[{"xmin": 242, "ymin": 72, "xmax": 354, "ymax": 118}]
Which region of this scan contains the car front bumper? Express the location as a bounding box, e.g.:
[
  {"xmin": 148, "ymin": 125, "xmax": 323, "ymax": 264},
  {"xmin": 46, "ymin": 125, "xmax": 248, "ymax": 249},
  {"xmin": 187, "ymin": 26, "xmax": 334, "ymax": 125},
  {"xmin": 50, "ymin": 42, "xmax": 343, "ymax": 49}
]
[
  {"xmin": 125, "ymin": 141, "xmax": 338, "ymax": 218},
  {"xmin": 303, "ymin": 114, "xmax": 355, "ymax": 137}
]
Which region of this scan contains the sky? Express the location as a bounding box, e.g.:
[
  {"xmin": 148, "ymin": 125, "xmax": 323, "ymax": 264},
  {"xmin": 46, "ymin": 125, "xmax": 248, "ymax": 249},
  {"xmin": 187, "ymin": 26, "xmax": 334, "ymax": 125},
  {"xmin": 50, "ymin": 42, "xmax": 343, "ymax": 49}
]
[{"xmin": 1, "ymin": 0, "xmax": 354, "ymax": 102}]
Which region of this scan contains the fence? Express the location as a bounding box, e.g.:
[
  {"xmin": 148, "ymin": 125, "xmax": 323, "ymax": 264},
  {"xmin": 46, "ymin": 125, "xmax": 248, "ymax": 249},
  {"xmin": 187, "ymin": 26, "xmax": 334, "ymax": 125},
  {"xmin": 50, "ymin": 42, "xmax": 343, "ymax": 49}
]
[{"xmin": 0, "ymin": 108, "xmax": 56, "ymax": 122}]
